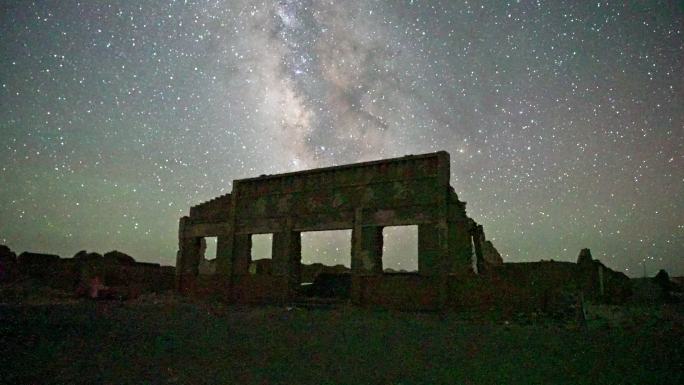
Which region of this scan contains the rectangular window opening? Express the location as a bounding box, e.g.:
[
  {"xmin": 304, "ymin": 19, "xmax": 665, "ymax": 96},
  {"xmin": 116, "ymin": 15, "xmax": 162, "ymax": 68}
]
[
  {"xmin": 301, "ymin": 230, "xmax": 352, "ymax": 274},
  {"xmin": 300, "ymin": 230, "xmax": 352, "ymax": 299},
  {"xmin": 199, "ymin": 237, "xmax": 217, "ymax": 275},
  {"xmin": 249, "ymin": 233, "xmax": 273, "ymax": 275},
  {"xmin": 382, "ymin": 225, "xmax": 418, "ymax": 273}
]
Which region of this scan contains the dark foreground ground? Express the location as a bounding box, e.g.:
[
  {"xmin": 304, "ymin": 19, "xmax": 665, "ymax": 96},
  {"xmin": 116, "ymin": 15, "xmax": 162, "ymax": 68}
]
[{"xmin": 1, "ymin": 296, "xmax": 682, "ymax": 385}]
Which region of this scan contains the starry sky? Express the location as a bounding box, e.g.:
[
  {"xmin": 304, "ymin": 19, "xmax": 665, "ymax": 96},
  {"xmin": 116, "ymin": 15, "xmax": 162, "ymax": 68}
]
[{"xmin": 1, "ymin": 1, "xmax": 682, "ymax": 276}]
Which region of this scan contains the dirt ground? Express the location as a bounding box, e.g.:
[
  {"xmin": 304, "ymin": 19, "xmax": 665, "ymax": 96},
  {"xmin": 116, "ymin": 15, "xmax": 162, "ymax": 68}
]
[{"xmin": 1, "ymin": 295, "xmax": 682, "ymax": 385}]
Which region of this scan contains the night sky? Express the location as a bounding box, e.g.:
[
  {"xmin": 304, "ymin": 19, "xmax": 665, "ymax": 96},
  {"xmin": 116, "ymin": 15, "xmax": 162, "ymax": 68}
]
[{"xmin": 1, "ymin": 1, "xmax": 682, "ymax": 276}]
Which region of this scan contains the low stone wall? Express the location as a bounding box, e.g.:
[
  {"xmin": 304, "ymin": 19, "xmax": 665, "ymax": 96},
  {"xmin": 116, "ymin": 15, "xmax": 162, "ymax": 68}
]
[
  {"xmin": 6, "ymin": 248, "xmax": 175, "ymax": 297},
  {"xmin": 183, "ymin": 257, "xmax": 631, "ymax": 315}
]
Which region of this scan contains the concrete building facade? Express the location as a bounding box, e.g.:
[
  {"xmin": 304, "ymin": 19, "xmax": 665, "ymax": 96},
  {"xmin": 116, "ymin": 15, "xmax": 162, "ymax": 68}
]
[{"xmin": 176, "ymin": 151, "xmax": 497, "ymax": 304}]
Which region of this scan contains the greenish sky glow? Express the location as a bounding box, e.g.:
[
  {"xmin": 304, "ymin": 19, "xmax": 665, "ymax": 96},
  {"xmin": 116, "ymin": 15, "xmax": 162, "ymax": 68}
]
[{"xmin": 1, "ymin": 1, "xmax": 682, "ymax": 276}]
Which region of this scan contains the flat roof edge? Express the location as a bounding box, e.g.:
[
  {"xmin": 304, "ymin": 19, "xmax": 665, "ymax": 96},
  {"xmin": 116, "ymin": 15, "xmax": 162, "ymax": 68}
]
[{"xmin": 235, "ymin": 151, "xmax": 449, "ymax": 183}]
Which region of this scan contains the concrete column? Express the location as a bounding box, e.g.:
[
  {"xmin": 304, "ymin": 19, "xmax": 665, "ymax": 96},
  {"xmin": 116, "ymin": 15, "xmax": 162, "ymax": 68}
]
[
  {"xmin": 351, "ymin": 209, "xmax": 383, "ymax": 305},
  {"xmin": 176, "ymin": 236, "xmax": 202, "ymax": 293},
  {"xmin": 177, "ymin": 236, "xmax": 202, "ymax": 275},
  {"xmin": 272, "ymin": 229, "xmax": 302, "ymax": 291},
  {"xmin": 351, "ymin": 226, "xmax": 384, "ymax": 274},
  {"xmin": 418, "ymin": 223, "xmax": 443, "ymax": 275},
  {"xmin": 215, "ymin": 234, "xmax": 234, "ymax": 277},
  {"xmin": 350, "ymin": 226, "xmax": 383, "ymax": 305},
  {"xmin": 448, "ymin": 219, "xmax": 474, "ymax": 275},
  {"xmin": 232, "ymin": 233, "xmax": 252, "ymax": 275},
  {"xmin": 176, "ymin": 217, "xmax": 201, "ymax": 293}
]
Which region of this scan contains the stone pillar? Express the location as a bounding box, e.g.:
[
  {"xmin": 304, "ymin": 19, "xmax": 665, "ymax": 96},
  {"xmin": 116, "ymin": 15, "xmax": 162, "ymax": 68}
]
[
  {"xmin": 448, "ymin": 219, "xmax": 474, "ymax": 275},
  {"xmin": 351, "ymin": 226, "xmax": 384, "ymax": 274},
  {"xmin": 418, "ymin": 222, "xmax": 448, "ymax": 275},
  {"xmin": 232, "ymin": 233, "xmax": 252, "ymax": 275},
  {"xmin": 272, "ymin": 229, "xmax": 302, "ymax": 292},
  {"xmin": 176, "ymin": 218, "xmax": 203, "ymax": 293},
  {"xmin": 215, "ymin": 234, "xmax": 234, "ymax": 277},
  {"xmin": 351, "ymin": 209, "xmax": 383, "ymax": 304}
]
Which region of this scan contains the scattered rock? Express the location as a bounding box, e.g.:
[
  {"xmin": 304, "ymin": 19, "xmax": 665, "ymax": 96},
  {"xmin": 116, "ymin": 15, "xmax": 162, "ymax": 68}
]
[
  {"xmin": 0, "ymin": 245, "xmax": 16, "ymax": 262},
  {"xmin": 300, "ymin": 263, "xmax": 349, "ymax": 283},
  {"xmin": 652, "ymin": 269, "xmax": 680, "ymax": 302},
  {"xmin": 577, "ymin": 248, "xmax": 593, "ymax": 265},
  {"xmin": 0, "ymin": 245, "xmax": 18, "ymax": 282},
  {"xmin": 73, "ymin": 250, "xmax": 104, "ymax": 262},
  {"xmin": 653, "ymin": 269, "xmax": 671, "ymax": 290},
  {"xmin": 103, "ymin": 250, "xmax": 136, "ymax": 266},
  {"xmin": 18, "ymin": 251, "xmax": 61, "ymax": 265}
]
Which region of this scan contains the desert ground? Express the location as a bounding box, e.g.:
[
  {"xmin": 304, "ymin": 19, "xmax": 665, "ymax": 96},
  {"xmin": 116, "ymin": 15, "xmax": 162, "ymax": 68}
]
[{"xmin": 1, "ymin": 294, "xmax": 681, "ymax": 385}]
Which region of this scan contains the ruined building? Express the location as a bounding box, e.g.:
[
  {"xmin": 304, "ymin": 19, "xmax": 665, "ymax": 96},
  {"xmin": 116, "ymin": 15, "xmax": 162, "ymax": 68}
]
[{"xmin": 176, "ymin": 151, "xmax": 502, "ymax": 306}]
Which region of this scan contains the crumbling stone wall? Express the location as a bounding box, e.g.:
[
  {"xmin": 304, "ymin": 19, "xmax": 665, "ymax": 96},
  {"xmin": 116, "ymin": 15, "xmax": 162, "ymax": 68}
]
[
  {"xmin": 177, "ymin": 152, "xmax": 500, "ymax": 304},
  {"xmin": 471, "ymin": 224, "xmax": 503, "ymax": 274},
  {"xmin": 576, "ymin": 248, "xmax": 631, "ymax": 302}
]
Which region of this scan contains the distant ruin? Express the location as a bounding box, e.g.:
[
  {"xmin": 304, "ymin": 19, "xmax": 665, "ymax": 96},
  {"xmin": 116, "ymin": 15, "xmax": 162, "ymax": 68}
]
[
  {"xmin": 0, "ymin": 245, "xmax": 175, "ymax": 300},
  {"xmin": 177, "ymin": 151, "xmax": 502, "ymax": 305}
]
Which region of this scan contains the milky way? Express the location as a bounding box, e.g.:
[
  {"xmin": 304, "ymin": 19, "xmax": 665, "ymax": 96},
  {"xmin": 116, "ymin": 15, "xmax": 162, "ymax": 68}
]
[{"xmin": 1, "ymin": 1, "xmax": 682, "ymax": 276}]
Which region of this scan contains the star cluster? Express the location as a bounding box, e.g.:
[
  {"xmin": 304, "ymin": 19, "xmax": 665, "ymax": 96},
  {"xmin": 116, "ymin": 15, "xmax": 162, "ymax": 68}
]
[{"xmin": 1, "ymin": 1, "xmax": 682, "ymax": 275}]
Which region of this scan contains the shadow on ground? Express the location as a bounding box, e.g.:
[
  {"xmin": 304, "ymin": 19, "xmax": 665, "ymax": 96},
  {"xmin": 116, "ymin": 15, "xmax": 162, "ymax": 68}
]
[{"xmin": 1, "ymin": 296, "xmax": 682, "ymax": 385}]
